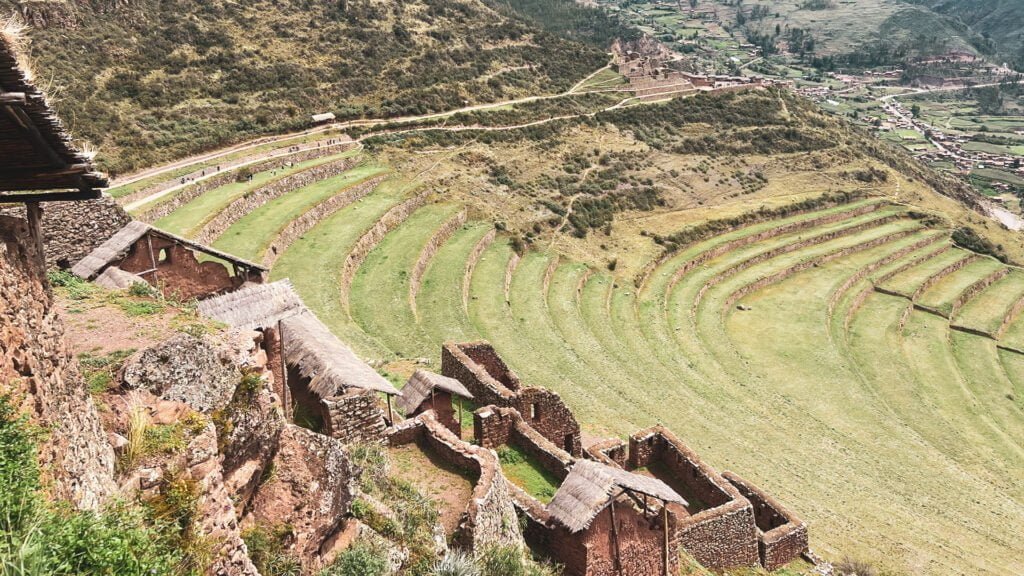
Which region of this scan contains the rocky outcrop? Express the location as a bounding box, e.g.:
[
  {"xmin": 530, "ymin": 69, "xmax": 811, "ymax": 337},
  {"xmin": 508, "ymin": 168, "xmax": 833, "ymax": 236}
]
[
  {"xmin": 184, "ymin": 424, "xmax": 261, "ymax": 576},
  {"xmin": 245, "ymin": 425, "xmax": 357, "ymax": 566},
  {"xmin": 121, "ymin": 332, "xmax": 254, "ymax": 414},
  {"xmin": 1, "ymin": 197, "xmax": 132, "ymax": 269},
  {"xmin": 217, "ymin": 373, "xmax": 287, "ymax": 510},
  {"xmin": 0, "ymin": 215, "xmax": 116, "ymax": 510}
]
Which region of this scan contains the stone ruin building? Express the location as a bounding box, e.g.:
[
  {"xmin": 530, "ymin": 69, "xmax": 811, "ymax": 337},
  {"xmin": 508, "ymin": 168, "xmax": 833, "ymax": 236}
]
[
  {"xmin": 396, "ymin": 369, "xmax": 474, "ymax": 436},
  {"xmin": 442, "ymin": 341, "xmax": 583, "ymax": 456},
  {"xmin": 72, "ymin": 220, "xmax": 266, "ymax": 301},
  {"xmin": 440, "ymin": 340, "xmax": 809, "ymax": 575},
  {"xmin": 198, "ymin": 280, "xmax": 401, "ymax": 444}
]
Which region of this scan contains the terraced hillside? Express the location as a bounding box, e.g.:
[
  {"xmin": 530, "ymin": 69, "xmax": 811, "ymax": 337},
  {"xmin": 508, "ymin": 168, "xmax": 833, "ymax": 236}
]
[{"xmin": 134, "ymin": 138, "xmax": 1024, "ymax": 574}]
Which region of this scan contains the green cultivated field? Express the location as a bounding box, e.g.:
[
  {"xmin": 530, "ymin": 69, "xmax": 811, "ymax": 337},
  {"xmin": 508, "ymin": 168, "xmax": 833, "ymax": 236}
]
[{"xmin": 146, "ymin": 143, "xmax": 1024, "ymax": 574}]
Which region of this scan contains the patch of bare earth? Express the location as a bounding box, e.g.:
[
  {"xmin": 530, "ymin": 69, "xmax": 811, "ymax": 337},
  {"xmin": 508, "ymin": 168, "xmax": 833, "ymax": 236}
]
[{"xmin": 388, "ymin": 444, "xmax": 475, "ymax": 536}]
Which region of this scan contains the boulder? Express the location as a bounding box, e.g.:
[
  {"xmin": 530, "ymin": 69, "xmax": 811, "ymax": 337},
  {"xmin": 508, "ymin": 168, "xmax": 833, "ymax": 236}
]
[{"xmin": 121, "ymin": 333, "xmax": 245, "ymax": 413}]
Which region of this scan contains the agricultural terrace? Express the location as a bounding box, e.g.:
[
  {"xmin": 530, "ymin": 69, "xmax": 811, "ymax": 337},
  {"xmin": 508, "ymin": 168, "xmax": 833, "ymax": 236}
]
[{"xmin": 135, "ymin": 137, "xmax": 1024, "ymax": 576}]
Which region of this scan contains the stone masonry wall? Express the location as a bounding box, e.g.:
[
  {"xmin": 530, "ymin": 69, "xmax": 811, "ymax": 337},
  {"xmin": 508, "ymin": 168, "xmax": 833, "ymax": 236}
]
[
  {"xmin": 442, "ymin": 341, "xmax": 582, "ymax": 456},
  {"xmin": 462, "ymin": 228, "xmax": 496, "ymax": 310},
  {"xmin": 554, "ymin": 501, "xmax": 677, "ymax": 576},
  {"xmin": 2, "ymin": 196, "xmax": 132, "ymax": 268},
  {"xmin": 722, "ymin": 472, "xmax": 808, "ymax": 571},
  {"xmin": 195, "ymin": 156, "xmax": 359, "ymax": 245},
  {"xmin": 409, "ymin": 209, "xmax": 467, "ymax": 315},
  {"xmin": 628, "ymin": 427, "xmax": 758, "ymax": 569},
  {"xmin": 0, "ymin": 215, "xmax": 116, "ymax": 510},
  {"xmin": 387, "ymin": 412, "xmax": 523, "ymax": 551},
  {"xmin": 638, "ymin": 198, "xmax": 880, "ymax": 292},
  {"xmin": 474, "ymin": 406, "xmax": 574, "ymax": 481},
  {"xmin": 262, "ymin": 175, "xmax": 386, "ymax": 268},
  {"xmin": 586, "ymin": 438, "xmax": 629, "ymax": 468},
  {"xmin": 322, "ymin": 389, "xmax": 388, "ymax": 444},
  {"xmin": 132, "ymin": 143, "xmax": 355, "ymax": 219}
]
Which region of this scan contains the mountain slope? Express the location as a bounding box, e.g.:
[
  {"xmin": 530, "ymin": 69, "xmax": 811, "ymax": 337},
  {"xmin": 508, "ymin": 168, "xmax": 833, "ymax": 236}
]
[{"xmin": 1, "ymin": 0, "xmax": 627, "ymax": 173}]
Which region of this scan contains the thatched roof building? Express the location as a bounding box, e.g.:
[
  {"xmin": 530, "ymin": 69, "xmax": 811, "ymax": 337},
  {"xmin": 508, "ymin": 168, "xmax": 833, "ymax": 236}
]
[
  {"xmin": 1, "ymin": 23, "xmax": 106, "ymax": 199},
  {"xmin": 197, "ymin": 279, "xmax": 305, "ymax": 330},
  {"xmin": 280, "ymin": 311, "xmax": 400, "ymax": 396},
  {"xmin": 71, "ymin": 221, "xmax": 266, "ymax": 281},
  {"xmin": 547, "ymin": 460, "xmax": 687, "ymax": 533},
  {"xmin": 397, "ymin": 369, "xmax": 473, "ymax": 414}
]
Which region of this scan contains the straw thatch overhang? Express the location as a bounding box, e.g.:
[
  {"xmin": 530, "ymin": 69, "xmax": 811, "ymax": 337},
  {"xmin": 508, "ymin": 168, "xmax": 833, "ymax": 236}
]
[
  {"xmin": 547, "ymin": 460, "xmax": 688, "ymax": 533},
  {"xmin": 280, "ymin": 311, "xmax": 400, "ymax": 397},
  {"xmin": 72, "ymin": 221, "xmax": 267, "ymax": 280},
  {"xmin": 0, "ymin": 27, "xmax": 106, "ymax": 200},
  {"xmin": 397, "ymin": 369, "xmax": 473, "ymax": 414},
  {"xmin": 197, "ymin": 280, "xmax": 305, "ymax": 331}
]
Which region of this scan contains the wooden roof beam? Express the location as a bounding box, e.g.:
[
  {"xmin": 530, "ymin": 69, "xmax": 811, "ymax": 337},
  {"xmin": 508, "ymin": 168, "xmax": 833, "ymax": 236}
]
[{"xmin": 0, "ymin": 92, "xmax": 26, "ymax": 105}]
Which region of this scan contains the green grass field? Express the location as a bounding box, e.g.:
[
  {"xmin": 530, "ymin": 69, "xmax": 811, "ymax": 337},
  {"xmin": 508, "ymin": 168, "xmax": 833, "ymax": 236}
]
[
  {"xmin": 143, "ymin": 140, "xmax": 1024, "ymax": 574},
  {"xmin": 213, "ymin": 163, "xmax": 387, "ymax": 262}
]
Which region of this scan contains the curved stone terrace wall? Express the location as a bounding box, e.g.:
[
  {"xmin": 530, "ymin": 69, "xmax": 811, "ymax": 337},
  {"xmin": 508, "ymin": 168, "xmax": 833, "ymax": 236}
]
[{"xmin": 195, "ymin": 156, "xmax": 360, "ymax": 245}]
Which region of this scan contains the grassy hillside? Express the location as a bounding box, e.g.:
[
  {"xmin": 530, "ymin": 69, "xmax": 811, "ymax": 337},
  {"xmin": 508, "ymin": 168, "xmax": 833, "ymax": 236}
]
[
  {"xmin": 912, "ymin": 0, "xmax": 1024, "ymax": 66},
  {"xmin": 0, "ymin": 0, "xmax": 627, "ymax": 174}
]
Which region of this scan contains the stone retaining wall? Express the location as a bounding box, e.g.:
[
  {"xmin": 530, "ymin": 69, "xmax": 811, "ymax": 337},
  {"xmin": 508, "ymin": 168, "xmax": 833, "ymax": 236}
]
[
  {"xmin": 126, "ymin": 143, "xmax": 355, "ymax": 212},
  {"xmin": 827, "ymin": 234, "xmax": 946, "ymax": 318},
  {"xmin": 996, "ymin": 293, "xmax": 1024, "ymax": 339},
  {"xmin": 442, "ymin": 341, "xmax": 582, "ymax": 456},
  {"xmin": 723, "ymin": 227, "xmax": 919, "ymax": 312},
  {"xmin": 542, "ymin": 255, "xmax": 560, "ymax": 296},
  {"xmin": 722, "ymin": 472, "xmax": 808, "ymax": 571},
  {"xmin": 949, "ymin": 267, "xmax": 1009, "ymax": 319},
  {"xmin": 640, "ymin": 200, "xmax": 882, "ymax": 294},
  {"xmin": 463, "ymin": 228, "xmax": 496, "ymax": 311},
  {"xmin": 475, "ymin": 406, "xmax": 574, "ymax": 481},
  {"xmin": 195, "ymin": 156, "xmax": 360, "ymax": 245},
  {"xmin": 911, "ymin": 254, "xmax": 979, "ymax": 301},
  {"xmin": 1, "ymin": 196, "xmax": 132, "ymax": 268},
  {"xmin": 386, "ymin": 412, "xmax": 522, "ymax": 551},
  {"xmin": 409, "ymin": 210, "xmax": 468, "ymax": 317},
  {"xmin": 696, "ymin": 214, "xmax": 903, "ymax": 310},
  {"xmin": 339, "ymin": 192, "xmax": 430, "ymax": 310},
  {"xmin": 263, "ymin": 175, "xmax": 386, "ymax": 268},
  {"xmin": 505, "ymin": 250, "xmax": 521, "ymax": 302},
  {"xmin": 0, "ymin": 215, "xmax": 116, "ymax": 510}
]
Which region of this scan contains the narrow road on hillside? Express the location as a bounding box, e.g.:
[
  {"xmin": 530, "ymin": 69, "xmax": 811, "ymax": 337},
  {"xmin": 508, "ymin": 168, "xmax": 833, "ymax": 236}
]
[{"xmin": 111, "ymin": 64, "xmax": 622, "ymax": 191}]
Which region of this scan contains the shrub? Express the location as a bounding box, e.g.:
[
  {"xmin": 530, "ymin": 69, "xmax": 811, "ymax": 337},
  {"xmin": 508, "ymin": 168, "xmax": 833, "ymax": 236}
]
[
  {"xmin": 47, "ymin": 270, "xmax": 96, "ymax": 300},
  {"xmin": 834, "ymin": 557, "xmax": 878, "ymax": 576},
  {"xmin": 320, "ymin": 539, "xmax": 387, "ymax": 576},
  {"xmin": 430, "ymin": 550, "xmax": 480, "ymax": 576},
  {"xmin": 243, "ymin": 524, "xmax": 302, "ymax": 576},
  {"xmin": 951, "ymin": 226, "xmax": 1008, "ymax": 263},
  {"xmin": 0, "ymin": 395, "xmax": 182, "ymax": 575}
]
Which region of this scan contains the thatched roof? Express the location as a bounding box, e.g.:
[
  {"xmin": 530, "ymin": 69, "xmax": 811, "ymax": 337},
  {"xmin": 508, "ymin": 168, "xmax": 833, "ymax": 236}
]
[
  {"xmin": 197, "ymin": 280, "xmax": 305, "ymax": 330},
  {"xmin": 0, "ymin": 23, "xmax": 106, "ymax": 197},
  {"xmin": 397, "ymin": 369, "xmax": 473, "ymax": 414},
  {"xmin": 546, "ymin": 460, "xmax": 687, "ymax": 533},
  {"xmin": 72, "ymin": 221, "xmax": 267, "ymax": 280},
  {"xmin": 280, "ymin": 311, "xmax": 400, "ymax": 396}
]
